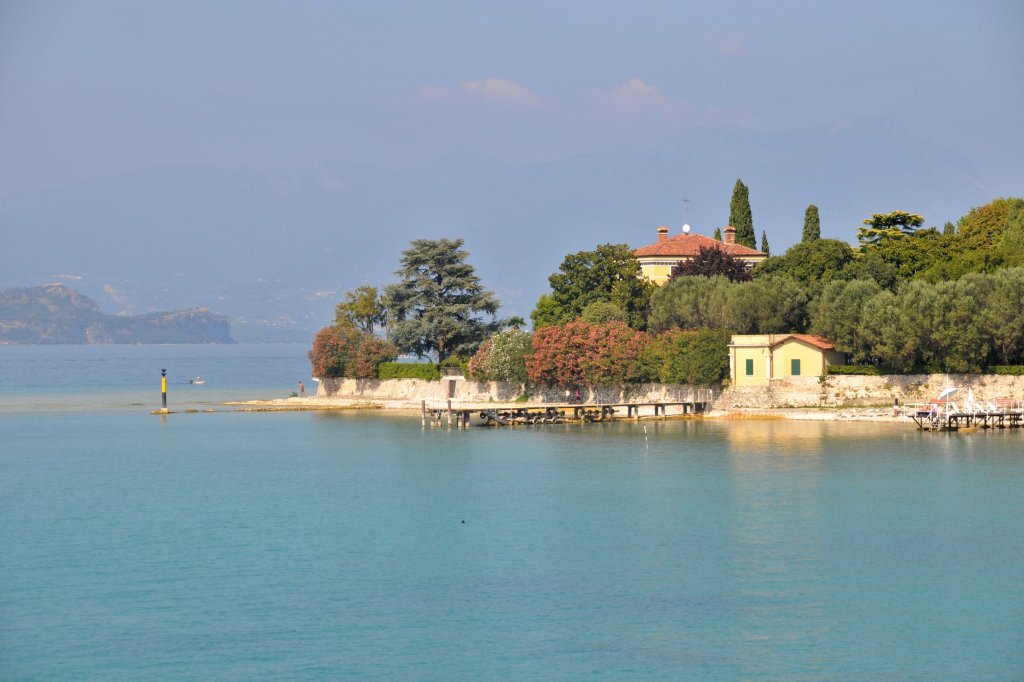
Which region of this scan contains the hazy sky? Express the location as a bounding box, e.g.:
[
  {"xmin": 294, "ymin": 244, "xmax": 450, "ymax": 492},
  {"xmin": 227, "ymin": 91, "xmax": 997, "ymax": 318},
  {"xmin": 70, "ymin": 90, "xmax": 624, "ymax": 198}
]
[{"xmin": 1, "ymin": 0, "xmax": 1022, "ymax": 198}]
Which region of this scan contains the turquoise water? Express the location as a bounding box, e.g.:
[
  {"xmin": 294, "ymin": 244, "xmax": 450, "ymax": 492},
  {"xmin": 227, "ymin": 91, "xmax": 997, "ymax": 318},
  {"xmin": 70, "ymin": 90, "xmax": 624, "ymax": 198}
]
[{"xmin": 2, "ymin": 346, "xmax": 1023, "ymax": 680}]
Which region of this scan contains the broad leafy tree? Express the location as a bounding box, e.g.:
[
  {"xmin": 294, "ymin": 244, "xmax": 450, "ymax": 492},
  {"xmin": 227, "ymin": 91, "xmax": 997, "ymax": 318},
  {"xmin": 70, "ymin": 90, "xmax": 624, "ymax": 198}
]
[
  {"xmin": 385, "ymin": 238, "xmax": 502, "ymax": 362},
  {"xmin": 649, "ymin": 275, "xmax": 735, "ymax": 332},
  {"xmin": 581, "ymin": 300, "xmax": 628, "ymax": 324},
  {"xmin": 871, "ymin": 227, "xmax": 945, "ymax": 281},
  {"xmin": 335, "ymin": 285, "xmax": 387, "ymax": 334},
  {"xmin": 530, "ymin": 243, "xmax": 655, "ymax": 330},
  {"xmin": 754, "ymin": 238, "xmax": 854, "ymax": 288},
  {"xmin": 726, "ymin": 276, "xmax": 808, "ymax": 334},
  {"xmin": 640, "ymin": 328, "xmax": 731, "ymax": 385},
  {"xmin": 309, "ymin": 324, "xmax": 398, "ymax": 379},
  {"xmin": 728, "ymin": 178, "xmax": 756, "ymax": 248},
  {"xmin": 993, "ymin": 202, "xmax": 1024, "ymax": 269},
  {"xmin": 856, "ymin": 210, "xmax": 925, "ymax": 246},
  {"xmin": 649, "ymin": 274, "xmax": 807, "ymax": 334},
  {"xmin": 837, "ymin": 251, "xmax": 900, "ymax": 290},
  {"xmin": 802, "ymin": 204, "xmax": 821, "ymax": 242},
  {"xmin": 809, "ymin": 279, "xmax": 882, "ymax": 363}
]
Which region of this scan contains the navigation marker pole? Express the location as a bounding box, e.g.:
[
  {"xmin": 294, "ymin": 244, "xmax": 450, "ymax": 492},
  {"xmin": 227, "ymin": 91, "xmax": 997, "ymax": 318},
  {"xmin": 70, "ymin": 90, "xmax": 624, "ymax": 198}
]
[{"xmin": 152, "ymin": 368, "xmax": 170, "ymax": 414}]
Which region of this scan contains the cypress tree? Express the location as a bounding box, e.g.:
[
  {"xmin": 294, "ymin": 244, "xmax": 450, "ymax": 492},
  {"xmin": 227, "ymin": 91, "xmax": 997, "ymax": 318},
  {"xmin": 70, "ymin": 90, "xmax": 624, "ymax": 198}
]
[
  {"xmin": 943, "ymin": 220, "xmax": 956, "ymax": 236},
  {"xmin": 728, "ymin": 178, "xmax": 756, "ymax": 248},
  {"xmin": 713, "ymin": 227, "xmax": 722, "ymax": 241},
  {"xmin": 802, "ymin": 204, "xmax": 821, "ymax": 242},
  {"xmin": 761, "ymin": 230, "xmax": 770, "ymax": 255}
]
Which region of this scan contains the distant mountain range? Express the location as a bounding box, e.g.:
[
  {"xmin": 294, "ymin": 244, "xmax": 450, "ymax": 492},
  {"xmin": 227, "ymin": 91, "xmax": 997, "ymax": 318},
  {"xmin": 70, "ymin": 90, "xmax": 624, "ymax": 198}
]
[
  {"xmin": 0, "ymin": 284, "xmax": 233, "ymax": 344},
  {"xmin": 0, "ymin": 121, "xmax": 992, "ymax": 341}
]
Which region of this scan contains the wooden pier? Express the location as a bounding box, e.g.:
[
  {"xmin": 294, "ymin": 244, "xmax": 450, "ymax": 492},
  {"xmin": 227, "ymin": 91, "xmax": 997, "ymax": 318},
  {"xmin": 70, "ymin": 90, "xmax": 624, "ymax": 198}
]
[
  {"xmin": 420, "ymin": 399, "xmax": 710, "ymax": 429},
  {"xmin": 910, "ymin": 399, "xmax": 1024, "ymax": 431}
]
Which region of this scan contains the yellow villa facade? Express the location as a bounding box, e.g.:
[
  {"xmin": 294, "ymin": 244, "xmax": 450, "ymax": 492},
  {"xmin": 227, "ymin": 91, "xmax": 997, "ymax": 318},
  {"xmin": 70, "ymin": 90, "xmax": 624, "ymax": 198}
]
[
  {"xmin": 729, "ymin": 334, "xmax": 847, "ymax": 387},
  {"xmin": 633, "ymin": 225, "xmax": 768, "ymax": 285}
]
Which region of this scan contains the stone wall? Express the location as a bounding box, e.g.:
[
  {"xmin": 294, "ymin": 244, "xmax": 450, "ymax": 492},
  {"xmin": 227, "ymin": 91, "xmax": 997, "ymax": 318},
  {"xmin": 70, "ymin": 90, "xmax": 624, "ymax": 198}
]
[
  {"xmin": 319, "ymin": 373, "xmax": 1024, "ymax": 410},
  {"xmin": 718, "ymin": 374, "xmax": 1024, "ymax": 409},
  {"xmin": 317, "ymin": 376, "xmax": 712, "ymax": 406}
]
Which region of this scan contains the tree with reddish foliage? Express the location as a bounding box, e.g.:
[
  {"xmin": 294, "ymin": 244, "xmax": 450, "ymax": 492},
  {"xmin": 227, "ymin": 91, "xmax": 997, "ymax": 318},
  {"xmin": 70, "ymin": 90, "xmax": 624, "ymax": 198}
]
[
  {"xmin": 309, "ymin": 324, "xmax": 398, "ymax": 378},
  {"xmin": 348, "ymin": 335, "xmax": 400, "ymax": 379},
  {"xmin": 669, "ymin": 245, "xmax": 752, "ymax": 282},
  {"xmin": 310, "ymin": 325, "xmax": 360, "ymax": 378},
  {"xmin": 525, "ymin": 320, "xmax": 651, "ymax": 386}
]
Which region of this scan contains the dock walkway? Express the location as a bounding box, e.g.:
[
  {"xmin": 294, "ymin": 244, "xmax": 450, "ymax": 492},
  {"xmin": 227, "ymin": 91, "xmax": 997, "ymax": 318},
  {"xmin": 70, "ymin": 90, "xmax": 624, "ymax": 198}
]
[
  {"xmin": 910, "ymin": 399, "xmax": 1024, "ymax": 431},
  {"xmin": 421, "ymin": 399, "xmax": 709, "ymax": 428}
]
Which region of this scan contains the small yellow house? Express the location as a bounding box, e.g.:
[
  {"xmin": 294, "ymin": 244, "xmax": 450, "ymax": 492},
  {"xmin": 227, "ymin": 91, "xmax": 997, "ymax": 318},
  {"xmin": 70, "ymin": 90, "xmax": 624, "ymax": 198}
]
[
  {"xmin": 633, "ymin": 225, "xmax": 768, "ymax": 285},
  {"xmin": 729, "ymin": 334, "xmax": 846, "ymax": 386}
]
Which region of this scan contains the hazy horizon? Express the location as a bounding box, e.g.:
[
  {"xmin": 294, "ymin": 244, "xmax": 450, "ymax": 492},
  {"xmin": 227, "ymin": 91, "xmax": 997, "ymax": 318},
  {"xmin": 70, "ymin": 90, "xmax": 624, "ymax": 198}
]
[{"xmin": 2, "ymin": 1, "xmax": 1021, "ymax": 340}]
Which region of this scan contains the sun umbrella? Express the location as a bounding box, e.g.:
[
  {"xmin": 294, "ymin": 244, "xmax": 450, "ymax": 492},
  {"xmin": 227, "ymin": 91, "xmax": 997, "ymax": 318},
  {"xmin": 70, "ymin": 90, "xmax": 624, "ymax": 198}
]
[{"xmin": 937, "ymin": 387, "xmax": 958, "ymax": 401}]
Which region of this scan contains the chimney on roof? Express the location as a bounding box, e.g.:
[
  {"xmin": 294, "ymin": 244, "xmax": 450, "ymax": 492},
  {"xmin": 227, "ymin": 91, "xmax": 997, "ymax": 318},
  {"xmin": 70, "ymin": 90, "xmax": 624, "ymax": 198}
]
[
  {"xmin": 657, "ymin": 225, "xmax": 669, "ymax": 242},
  {"xmin": 723, "ymin": 225, "xmax": 736, "ymax": 245}
]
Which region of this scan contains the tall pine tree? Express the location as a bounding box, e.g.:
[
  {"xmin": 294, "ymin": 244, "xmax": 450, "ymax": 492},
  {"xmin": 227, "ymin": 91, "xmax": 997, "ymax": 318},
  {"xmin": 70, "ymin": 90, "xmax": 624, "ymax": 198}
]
[
  {"xmin": 802, "ymin": 204, "xmax": 821, "ymax": 242},
  {"xmin": 761, "ymin": 230, "xmax": 770, "ymax": 255},
  {"xmin": 713, "ymin": 227, "xmax": 722, "ymax": 241},
  {"xmin": 728, "ymin": 179, "xmax": 756, "ymax": 248}
]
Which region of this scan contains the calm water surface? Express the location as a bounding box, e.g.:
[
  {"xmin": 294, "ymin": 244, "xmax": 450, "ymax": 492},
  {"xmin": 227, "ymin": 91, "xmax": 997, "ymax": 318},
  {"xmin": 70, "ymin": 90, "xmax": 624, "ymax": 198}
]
[{"xmin": 1, "ymin": 346, "xmax": 1023, "ymax": 680}]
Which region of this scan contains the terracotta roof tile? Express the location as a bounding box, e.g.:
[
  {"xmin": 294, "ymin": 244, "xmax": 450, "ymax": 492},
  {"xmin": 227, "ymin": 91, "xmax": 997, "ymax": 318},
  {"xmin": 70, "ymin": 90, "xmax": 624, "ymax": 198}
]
[
  {"xmin": 634, "ymin": 233, "xmax": 765, "ymax": 258},
  {"xmin": 775, "ymin": 334, "xmax": 836, "ymax": 350}
]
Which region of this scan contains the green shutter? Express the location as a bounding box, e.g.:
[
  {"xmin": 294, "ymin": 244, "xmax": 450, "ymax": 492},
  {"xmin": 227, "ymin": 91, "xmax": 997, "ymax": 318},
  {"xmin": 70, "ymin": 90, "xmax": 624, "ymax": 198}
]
[
  {"xmin": 745, "ymin": 358, "xmax": 754, "ymax": 376},
  {"xmin": 791, "ymin": 359, "xmax": 801, "ymax": 376}
]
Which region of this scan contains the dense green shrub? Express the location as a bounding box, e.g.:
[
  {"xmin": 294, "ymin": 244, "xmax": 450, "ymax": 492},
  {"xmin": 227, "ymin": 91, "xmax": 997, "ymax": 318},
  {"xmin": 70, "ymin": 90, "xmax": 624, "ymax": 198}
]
[
  {"xmin": 377, "ymin": 362, "xmax": 441, "ymax": 381},
  {"xmin": 826, "ymin": 365, "xmax": 880, "ymax": 376},
  {"xmin": 467, "ymin": 329, "xmax": 533, "ymax": 382},
  {"xmin": 439, "ymin": 355, "xmax": 469, "ymax": 372},
  {"xmin": 988, "ymin": 365, "xmax": 1024, "ymax": 376},
  {"xmin": 640, "ymin": 328, "xmax": 731, "ymax": 385}
]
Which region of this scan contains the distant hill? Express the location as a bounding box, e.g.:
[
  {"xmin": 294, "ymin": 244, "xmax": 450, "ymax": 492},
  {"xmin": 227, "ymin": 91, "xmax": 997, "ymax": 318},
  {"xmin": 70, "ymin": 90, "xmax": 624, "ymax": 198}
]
[
  {"xmin": 0, "ymin": 284, "xmax": 234, "ymax": 344},
  {"xmin": 0, "ymin": 122, "xmax": 992, "ymax": 340}
]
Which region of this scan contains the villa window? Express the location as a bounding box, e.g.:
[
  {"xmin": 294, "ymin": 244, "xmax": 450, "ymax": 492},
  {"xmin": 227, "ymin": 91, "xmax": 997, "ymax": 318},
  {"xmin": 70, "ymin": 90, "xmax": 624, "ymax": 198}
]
[
  {"xmin": 791, "ymin": 359, "xmax": 801, "ymax": 376},
  {"xmin": 745, "ymin": 359, "xmax": 754, "ymax": 376}
]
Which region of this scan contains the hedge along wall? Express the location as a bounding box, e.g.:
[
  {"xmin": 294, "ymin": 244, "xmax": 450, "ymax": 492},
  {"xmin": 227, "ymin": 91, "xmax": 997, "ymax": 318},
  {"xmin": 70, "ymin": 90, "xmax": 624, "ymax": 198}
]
[{"xmin": 378, "ymin": 362, "xmax": 440, "ymax": 381}]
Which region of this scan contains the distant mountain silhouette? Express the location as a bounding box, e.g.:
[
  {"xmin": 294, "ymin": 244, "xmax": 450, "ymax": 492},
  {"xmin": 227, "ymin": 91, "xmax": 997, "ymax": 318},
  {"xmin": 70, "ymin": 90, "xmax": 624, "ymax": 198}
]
[
  {"xmin": 0, "ymin": 122, "xmax": 990, "ymax": 341},
  {"xmin": 0, "ymin": 284, "xmax": 233, "ymax": 344}
]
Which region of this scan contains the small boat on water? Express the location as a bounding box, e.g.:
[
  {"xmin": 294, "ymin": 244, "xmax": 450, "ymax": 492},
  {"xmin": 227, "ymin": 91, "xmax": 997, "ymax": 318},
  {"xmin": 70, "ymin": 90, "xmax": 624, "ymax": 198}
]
[{"xmin": 189, "ymin": 376, "xmax": 205, "ymax": 385}]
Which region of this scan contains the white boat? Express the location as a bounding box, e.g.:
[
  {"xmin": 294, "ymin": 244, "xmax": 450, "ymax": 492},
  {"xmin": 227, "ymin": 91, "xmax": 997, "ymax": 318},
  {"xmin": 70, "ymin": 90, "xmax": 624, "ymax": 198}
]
[{"xmin": 189, "ymin": 376, "xmax": 205, "ymax": 385}]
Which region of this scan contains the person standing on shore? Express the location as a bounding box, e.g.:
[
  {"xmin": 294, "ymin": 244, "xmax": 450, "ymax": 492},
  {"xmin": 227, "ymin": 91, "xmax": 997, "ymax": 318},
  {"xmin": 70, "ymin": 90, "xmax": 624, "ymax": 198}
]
[
  {"xmin": 299, "ymin": 381, "xmax": 305, "ymax": 397},
  {"xmin": 575, "ymin": 388, "xmax": 582, "ymax": 404}
]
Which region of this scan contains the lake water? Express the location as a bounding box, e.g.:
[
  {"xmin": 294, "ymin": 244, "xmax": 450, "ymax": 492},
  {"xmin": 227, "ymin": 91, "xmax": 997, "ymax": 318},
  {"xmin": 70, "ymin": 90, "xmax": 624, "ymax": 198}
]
[{"xmin": 1, "ymin": 345, "xmax": 1023, "ymax": 680}]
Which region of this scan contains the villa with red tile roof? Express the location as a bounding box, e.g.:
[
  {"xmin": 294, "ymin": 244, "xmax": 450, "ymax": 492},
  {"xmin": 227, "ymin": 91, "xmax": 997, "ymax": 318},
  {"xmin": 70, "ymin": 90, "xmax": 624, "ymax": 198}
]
[{"xmin": 633, "ymin": 225, "xmax": 767, "ymax": 285}]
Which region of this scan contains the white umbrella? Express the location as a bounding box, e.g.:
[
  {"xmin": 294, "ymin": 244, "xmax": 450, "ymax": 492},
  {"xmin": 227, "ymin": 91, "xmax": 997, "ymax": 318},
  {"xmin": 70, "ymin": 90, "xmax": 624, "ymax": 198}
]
[{"xmin": 937, "ymin": 387, "xmax": 958, "ymax": 401}]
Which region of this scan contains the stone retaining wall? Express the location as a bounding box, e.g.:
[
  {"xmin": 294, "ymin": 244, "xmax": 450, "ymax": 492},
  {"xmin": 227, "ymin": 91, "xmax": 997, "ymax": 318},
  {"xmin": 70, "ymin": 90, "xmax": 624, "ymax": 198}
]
[
  {"xmin": 718, "ymin": 374, "xmax": 1024, "ymax": 409},
  {"xmin": 318, "ymin": 373, "xmax": 1024, "ymax": 409},
  {"xmin": 317, "ymin": 377, "xmax": 711, "ymax": 405}
]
